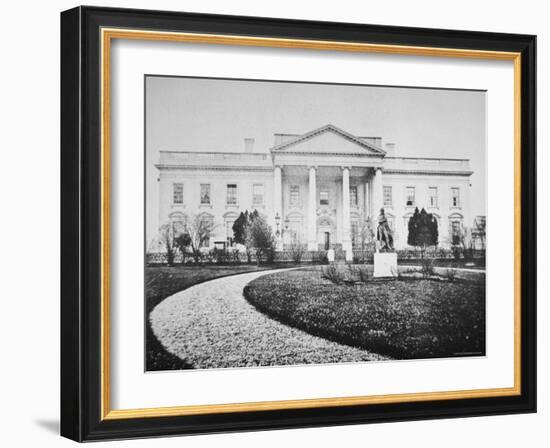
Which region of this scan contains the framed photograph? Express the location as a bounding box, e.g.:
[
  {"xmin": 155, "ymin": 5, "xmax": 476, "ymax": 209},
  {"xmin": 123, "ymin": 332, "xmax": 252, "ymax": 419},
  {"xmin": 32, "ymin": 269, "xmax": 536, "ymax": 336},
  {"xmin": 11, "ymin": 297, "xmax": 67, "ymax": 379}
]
[{"xmin": 60, "ymin": 6, "xmax": 536, "ymax": 442}]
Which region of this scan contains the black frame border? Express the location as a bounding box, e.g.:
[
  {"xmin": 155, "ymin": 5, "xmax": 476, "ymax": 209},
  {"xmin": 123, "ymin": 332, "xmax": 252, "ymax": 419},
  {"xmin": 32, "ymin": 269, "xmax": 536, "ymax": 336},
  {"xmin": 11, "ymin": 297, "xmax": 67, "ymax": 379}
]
[{"xmin": 61, "ymin": 6, "xmax": 536, "ymax": 442}]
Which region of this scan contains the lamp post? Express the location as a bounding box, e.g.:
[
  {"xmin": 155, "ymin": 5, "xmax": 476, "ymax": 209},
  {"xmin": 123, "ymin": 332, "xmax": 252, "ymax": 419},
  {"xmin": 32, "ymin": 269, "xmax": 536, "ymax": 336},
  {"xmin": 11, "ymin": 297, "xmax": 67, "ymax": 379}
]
[
  {"xmin": 275, "ymin": 212, "xmax": 281, "ymax": 237},
  {"xmin": 275, "ymin": 212, "xmax": 282, "ymax": 251}
]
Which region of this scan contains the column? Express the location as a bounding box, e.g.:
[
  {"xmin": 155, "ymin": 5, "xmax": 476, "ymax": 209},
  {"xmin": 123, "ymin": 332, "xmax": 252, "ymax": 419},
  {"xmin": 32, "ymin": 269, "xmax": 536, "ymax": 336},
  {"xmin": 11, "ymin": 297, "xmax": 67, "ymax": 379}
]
[
  {"xmin": 372, "ymin": 168, "xmax": 383, "ymax": 218},
  {"xmin": 273, "ymin": 165, "xmax": 283, "ymax": 250},
  {"xmin": 342, "ymin": 167, "xmax": 352, "ymax": 261},
  {"xmin": 364, "ymin": 180, "xmax": 369, "ymax": 221},
  {"xmin": 307, "ymin": 166, "xmax": 317, "ymax": 251}
]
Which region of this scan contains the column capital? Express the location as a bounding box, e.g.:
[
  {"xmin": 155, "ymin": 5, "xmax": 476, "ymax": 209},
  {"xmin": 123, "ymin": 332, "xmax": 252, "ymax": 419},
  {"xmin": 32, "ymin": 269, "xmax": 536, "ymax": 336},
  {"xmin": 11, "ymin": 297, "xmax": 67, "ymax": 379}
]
[
  {"xmin": 340, "ymin": 165, "xmax": 352, "ymax": 172},
  {"xmin": 307, "ymin": 165, "xmax": 318, "ymax": 171}
]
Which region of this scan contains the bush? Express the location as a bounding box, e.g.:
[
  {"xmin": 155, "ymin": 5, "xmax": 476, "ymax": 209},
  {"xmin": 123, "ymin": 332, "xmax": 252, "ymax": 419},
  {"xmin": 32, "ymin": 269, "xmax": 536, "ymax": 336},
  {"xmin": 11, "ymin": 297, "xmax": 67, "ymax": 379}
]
[
  {"xmin": 289, "ymin": 241, "xmax": 305, "ymax": 264},
  {"xmin": 244, "ymin": 214, "xmax": 276, "ymax": 265},
  {"xmin": 445, "ymin": 268, "xmax": 457, "ymax": 282},
  {"xmin": 211, "ymin": 248, "xmax": 231, "ymax": 264},
  {"xmin": 357, "ymin": 266, "xmax": 370, "ymax": 283},
  {"xmin": 311, "ymin": 251, "xmax": 328, "ymax": 264},
  {"xmin": 321, "ymin": 265, "xmax": 345, "ymax": 285},
  {"xmin": 420, "ymin": 258, "xmax": 435, "ymax": 279},
  {"xmin": 451, "ymin": 245, "xmax": 463, "ymax": 260}
]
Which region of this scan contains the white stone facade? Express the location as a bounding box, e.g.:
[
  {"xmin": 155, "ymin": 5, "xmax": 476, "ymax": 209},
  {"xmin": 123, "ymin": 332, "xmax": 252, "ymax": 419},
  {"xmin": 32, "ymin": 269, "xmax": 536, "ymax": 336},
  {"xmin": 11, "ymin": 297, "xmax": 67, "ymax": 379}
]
[{"xmin": 155, "ymin": 124, "xmax": 478, "ymax": 256}]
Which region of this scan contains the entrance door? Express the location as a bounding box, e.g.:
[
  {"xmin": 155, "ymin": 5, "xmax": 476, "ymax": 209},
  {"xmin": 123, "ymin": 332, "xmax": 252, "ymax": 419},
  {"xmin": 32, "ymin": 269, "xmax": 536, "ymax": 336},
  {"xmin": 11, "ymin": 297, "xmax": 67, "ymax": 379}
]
[{"xmin": 324, "ymin": 232, "xmax": 331, "ymax": 250}]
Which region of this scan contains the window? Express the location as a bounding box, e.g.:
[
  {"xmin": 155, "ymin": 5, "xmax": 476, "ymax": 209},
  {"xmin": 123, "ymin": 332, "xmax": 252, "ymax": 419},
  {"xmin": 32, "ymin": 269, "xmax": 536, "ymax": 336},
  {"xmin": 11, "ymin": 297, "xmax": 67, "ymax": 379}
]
[
  {"xmin": 383, "ymin": 186, "xmax": 393, "ymax": 208},
  {"xmin": 170, "ymin": 213, "xmax": 186, "ymax": 235},
  {"xmin": 349, "ymin": 186, "xmax": 358, "ymax": 207},
  {"xmin": 451, "ymin": 187, "xmax": 461, "ymax": 208},
  {"xmin": 405, "ymin": 187, "xmax": 415, "ymax": 206},
  {"xmin": 226, "ymin": 184, "xmax": 237, "ymax": 205},
  {"xmin": 475, "ymin": 216, "xmax": 486, "ymax": 228},
  {"xmin": 200, "ymin": 184, "xmax": 211, "ymax": 204},
  {"xmin": 289, "ymin": 221, "xmax": 301, "ymax": 243},
  {"xmin": 351, "ymin": 221, "xmax": 359, "ymax": 247},
  {"xmin": 252, "ymin": 184, "xmax": 264, "ymax": 206},
  {"xmin": 200, "ymin": 235, "xmax": 210, "ymax": 248},
  {"xmin": 428, "ymin": 187, "xmax": 438, "ymax": 208},
  {"xmin": 289, "ymin": 185, "xmax": 300, "ymax": 207},
  {"xmin": 386, "ymin": 215, "xmax": 395, "ymax": 231},
  {"xmin": 199, "ymin": 214, "xmax": 214, "ymax": 247},
  {"xmin": 320, "ymin": 189, "xmax": 329, "ymax": 205},
  {"xmin": 226, "ymin": 220, "xmax": 235, "ymax": 246},
  {"xmin": 451, "ymin": 220, "xmax": 462, "ymax": 245},
  {"xmin": 172, "ymin": 183, "xmax": 183, "ymax": 204}
]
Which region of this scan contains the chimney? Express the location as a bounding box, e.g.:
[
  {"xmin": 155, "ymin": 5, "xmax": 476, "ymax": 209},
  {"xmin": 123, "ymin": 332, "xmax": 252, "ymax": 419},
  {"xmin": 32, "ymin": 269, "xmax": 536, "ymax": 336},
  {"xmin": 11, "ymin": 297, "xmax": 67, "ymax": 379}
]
[
  {"xmin": 244, "ymin": 138, "xmax": 255, "ymax": 153},
  {"xmin": 384, "ymin": 143, "xmax": 395, "ymax": 157}
]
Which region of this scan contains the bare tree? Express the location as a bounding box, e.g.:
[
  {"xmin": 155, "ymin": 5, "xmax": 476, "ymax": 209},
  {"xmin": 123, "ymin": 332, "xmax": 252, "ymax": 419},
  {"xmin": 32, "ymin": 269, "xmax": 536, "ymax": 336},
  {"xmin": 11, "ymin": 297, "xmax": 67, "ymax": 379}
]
[
  {"xmin": 175, "ymin": 214, "xmax": 217, "ymax": 264},
  {"xmin": 357, "ymin": 218, "xmax": 375, "ymax": 263},
  {"xmin": 288, "ymin": 239, "xmax": 306, "ymax": 264},
  {"xmin": 452, "ymin": 225, "xmax": 475, "ymax": 260},
  {"xmin": 158, "ymin": 222, "xmax": 179, "ymax": 266},
  {"xmin": 473, "ymin": 217, "xmax": 486, "ymax": 250}
]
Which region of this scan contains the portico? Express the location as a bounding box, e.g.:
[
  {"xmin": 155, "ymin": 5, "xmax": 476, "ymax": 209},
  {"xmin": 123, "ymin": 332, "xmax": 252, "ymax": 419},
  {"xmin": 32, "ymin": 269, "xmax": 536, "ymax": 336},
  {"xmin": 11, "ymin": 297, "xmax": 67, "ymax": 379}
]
[
  {"xmin": 273, "ymin": 164, "xmax": 383, "ymax": 259},
  {"xmin": 271, "ymin": 124, "xmax": 387, "ymax": 260}
]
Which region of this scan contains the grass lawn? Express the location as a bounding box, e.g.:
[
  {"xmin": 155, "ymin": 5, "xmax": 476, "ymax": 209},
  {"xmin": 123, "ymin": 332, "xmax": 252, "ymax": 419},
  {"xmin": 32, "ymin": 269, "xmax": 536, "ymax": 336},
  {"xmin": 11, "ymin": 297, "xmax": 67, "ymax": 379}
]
[
  {"xmin": 244, "ymin": 267, "xmax": 485, "ymax": 360},
  {"xmin": 398, "ymin": 259, "xmax": 486, "ymax": 270},
  {"xmin": 146, "ymin": 264, "xmax": 273, "ymax": 371}
]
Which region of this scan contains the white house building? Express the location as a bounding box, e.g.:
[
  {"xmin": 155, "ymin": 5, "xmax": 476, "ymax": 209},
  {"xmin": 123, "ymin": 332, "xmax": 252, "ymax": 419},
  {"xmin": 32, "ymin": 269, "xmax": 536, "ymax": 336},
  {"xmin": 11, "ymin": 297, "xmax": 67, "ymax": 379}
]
[{"xmin": 155, "ymin": 124, "xmax": 477, "ymax": 258}]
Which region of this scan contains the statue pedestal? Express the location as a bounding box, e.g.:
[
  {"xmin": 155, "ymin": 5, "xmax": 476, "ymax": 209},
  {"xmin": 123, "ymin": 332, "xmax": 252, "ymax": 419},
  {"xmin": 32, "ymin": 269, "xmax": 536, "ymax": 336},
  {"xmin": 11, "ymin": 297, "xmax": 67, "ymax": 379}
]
[
  {"xmin": 373, "ymin": 252, "xmax": 398, "ymax": 278},
  {"xmin": 327, "ymin": 249, "xmax": 335, "ymax": 263}
]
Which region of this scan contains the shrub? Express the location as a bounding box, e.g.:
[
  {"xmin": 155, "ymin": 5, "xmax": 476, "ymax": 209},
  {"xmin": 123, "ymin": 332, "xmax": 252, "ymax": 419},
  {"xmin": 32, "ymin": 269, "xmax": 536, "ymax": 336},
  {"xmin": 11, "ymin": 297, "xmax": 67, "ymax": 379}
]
[
  {"xmin": 211, "ymin": 247, "xmax": 231, "ymax": 264},
  {"xmin": 321, "ymin": 265, "xmax": 345, "ymax": 285},
  {"xmin": 231, "ymin": 250, "xmax": 243, "ymax": 264},
  {"xmin": 407, "ymin": 207, "xmax": 439, "ymax": 255},
  {"xmin": 357, "ymin": 266, "xmax": 370, "ymax": 283},
  {"xmin": 244, "ymin": 213, "xmax": 276, "ymax": 265},
  {"xmin": 451, "ymin": 245, "xmax": 463, "ymax": 260},
  {"xmin": 446, "ymin": 268, "xmax": 457, "ymax": 282},
  {"xmin": 420, "ymin": 258, "xmax": 435, "ymax": 279},
  {"xmin": 289, "ymin": 241, "xmax": 305, "ymax": 264},
  {"xmin": 311, "ymin": 251, "xmax": 328, "ymax": 264},
  {"xmin": 343, "ymin": 263, "xmax": 360, "ymax": 283}
]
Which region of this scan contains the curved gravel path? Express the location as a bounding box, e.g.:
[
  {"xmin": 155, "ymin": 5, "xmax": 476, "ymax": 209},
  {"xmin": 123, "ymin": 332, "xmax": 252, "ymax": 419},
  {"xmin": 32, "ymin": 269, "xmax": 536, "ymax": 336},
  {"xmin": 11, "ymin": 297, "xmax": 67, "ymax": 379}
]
[{"xmin": 150, "ymin": 268, "xmax": 386, "ymax": 369}]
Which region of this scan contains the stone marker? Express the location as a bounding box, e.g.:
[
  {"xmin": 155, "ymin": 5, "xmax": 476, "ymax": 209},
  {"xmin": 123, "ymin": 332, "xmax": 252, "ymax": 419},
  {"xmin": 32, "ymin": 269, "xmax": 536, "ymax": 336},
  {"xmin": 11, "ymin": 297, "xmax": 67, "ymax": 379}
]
[
  {"xmin": 327, "ymin": 249, "xmax": 335, "ymax": 263},
  {"xmin": 373, "ymin": 252, "xmax": 398, "ymax": 277}
]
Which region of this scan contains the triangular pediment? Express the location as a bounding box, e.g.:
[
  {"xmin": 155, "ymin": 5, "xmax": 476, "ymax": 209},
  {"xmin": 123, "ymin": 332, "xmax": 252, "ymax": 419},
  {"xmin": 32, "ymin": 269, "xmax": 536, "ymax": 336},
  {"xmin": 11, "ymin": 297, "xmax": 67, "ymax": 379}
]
[{"xmin": 270, "ymin": 124, "xmax": 385, "ymax": 156}]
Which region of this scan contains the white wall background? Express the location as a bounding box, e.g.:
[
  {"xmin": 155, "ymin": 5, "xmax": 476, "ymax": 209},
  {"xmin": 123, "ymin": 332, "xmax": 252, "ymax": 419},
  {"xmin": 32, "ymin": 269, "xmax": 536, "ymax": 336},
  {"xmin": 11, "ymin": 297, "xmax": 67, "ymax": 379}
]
[{"xmin": 0, "ymin": 0, "xmax": 546, "ymax": 446}]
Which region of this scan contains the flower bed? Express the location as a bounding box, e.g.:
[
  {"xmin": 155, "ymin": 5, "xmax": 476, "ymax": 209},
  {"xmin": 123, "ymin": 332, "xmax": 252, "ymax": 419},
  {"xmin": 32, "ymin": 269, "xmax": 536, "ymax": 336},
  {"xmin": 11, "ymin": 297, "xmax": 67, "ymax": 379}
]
[{"xmin": 244, "ymin": 267, "xmax": 485, "ymax": 360}]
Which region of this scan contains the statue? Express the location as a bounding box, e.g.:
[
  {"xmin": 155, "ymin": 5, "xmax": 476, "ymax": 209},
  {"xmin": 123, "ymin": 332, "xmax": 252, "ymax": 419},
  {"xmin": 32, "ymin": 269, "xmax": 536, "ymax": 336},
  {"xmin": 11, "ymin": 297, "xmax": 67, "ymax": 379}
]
[{"xmin": 376, "ymin": 208, "xmax": 394, "ymax": 252}]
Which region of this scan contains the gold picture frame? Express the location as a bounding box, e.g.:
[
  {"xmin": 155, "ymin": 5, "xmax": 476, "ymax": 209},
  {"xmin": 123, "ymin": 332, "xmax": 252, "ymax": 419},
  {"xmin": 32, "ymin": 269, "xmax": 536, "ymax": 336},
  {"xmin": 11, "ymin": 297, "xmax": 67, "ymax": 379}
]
[{"xmin": 61, "ymin": 6, "xmax": 536, "ymax": 441}]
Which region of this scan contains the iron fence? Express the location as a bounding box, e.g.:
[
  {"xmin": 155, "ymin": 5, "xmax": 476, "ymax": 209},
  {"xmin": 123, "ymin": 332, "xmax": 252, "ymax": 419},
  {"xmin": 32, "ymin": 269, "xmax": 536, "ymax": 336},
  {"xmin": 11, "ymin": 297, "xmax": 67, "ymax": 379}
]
[{"xmin": 146, "ymin": 246, "xmax": 485, "ymax": 266}]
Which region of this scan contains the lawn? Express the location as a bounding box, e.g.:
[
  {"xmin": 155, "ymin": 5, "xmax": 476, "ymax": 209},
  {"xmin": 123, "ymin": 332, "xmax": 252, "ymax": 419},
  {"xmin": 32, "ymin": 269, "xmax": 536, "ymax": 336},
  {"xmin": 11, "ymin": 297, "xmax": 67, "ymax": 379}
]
[
  {"xmin": 244, "ymin": 267, "xmax": 486, "ymax": 360},
  {"xmin": 398, "ymin": 259, "xmax": 486, "ymax": 270},
  {"xmin": 146, "ymin": 264, "xmax": 272, "ymax": 371}
]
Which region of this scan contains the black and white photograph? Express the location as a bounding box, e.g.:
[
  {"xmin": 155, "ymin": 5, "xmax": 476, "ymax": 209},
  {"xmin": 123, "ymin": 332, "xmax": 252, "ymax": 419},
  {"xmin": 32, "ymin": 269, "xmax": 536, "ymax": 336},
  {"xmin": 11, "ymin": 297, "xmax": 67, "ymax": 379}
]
[{"xmin": 145, "ymin": 76, "xmax": 487, "ymax": 371}]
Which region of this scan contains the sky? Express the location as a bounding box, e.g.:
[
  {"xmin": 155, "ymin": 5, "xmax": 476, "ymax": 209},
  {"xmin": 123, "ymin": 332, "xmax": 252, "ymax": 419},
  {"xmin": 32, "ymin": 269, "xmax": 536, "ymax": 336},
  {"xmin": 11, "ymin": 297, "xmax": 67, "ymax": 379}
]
[{"xmin": 146, "ymin": 76, "xmax": 486, "ymax": 236}]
